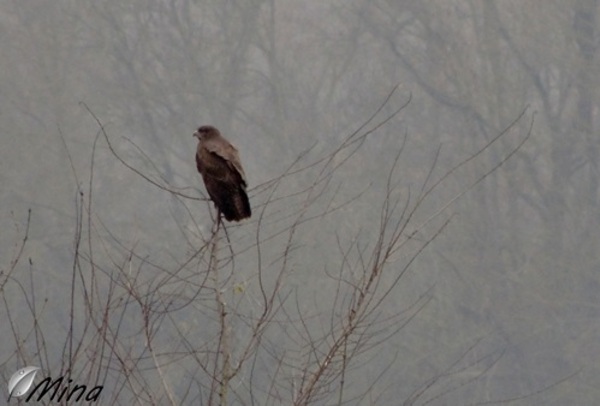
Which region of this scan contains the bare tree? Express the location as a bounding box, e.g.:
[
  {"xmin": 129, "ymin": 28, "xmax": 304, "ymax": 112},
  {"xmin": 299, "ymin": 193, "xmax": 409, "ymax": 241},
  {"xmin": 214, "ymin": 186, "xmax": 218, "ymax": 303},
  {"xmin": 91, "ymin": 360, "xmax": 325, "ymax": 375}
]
[{"xmin": 0, "ymin": 86, "xmax": 540, "ymax": 405}]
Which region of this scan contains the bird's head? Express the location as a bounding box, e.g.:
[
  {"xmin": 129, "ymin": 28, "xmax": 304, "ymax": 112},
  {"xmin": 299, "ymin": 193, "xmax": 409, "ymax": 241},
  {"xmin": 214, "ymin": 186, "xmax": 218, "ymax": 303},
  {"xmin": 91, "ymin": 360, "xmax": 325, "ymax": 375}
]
[{"xmin": 193, "ymin": 125, "xmax": 219, "ymax": 139}]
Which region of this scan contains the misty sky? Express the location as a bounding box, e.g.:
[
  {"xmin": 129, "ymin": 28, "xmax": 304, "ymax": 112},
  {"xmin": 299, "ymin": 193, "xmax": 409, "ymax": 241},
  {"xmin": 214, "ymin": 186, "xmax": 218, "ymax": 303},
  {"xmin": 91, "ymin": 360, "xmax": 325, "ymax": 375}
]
[{"xmin": 1, "ymin": 2, "xmax": 598, "ymax": 405}]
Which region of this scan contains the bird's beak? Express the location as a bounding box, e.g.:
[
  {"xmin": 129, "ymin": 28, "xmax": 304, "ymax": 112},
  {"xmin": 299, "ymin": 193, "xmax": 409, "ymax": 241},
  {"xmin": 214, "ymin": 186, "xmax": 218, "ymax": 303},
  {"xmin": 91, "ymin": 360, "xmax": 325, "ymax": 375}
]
[{"xmin": 193, "ymin": 131, "xmax": 198, "ymax": 138}]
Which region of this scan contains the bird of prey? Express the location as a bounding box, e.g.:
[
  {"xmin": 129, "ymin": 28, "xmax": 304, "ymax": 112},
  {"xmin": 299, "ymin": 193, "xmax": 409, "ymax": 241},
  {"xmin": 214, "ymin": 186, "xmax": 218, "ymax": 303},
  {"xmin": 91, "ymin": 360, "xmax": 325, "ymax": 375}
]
[{"xmin": 193, "ymin": 125, "xmax": 251, "ymax": 222}]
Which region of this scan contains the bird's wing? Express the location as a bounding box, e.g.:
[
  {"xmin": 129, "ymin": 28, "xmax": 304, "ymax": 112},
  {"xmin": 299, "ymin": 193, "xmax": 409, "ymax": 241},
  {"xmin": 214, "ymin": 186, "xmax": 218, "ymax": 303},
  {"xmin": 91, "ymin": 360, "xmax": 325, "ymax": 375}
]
[{"xmin": 202, "ymin": 136, "xmax": 247, "ymax": 187}]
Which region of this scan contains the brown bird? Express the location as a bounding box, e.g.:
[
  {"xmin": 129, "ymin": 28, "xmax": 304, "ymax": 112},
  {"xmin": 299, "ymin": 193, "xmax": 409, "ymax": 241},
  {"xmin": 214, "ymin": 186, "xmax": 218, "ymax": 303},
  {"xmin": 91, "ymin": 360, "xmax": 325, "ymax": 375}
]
[{"xmin": 193, "ymin": 125, "xmax": 251, "ymax": 222}]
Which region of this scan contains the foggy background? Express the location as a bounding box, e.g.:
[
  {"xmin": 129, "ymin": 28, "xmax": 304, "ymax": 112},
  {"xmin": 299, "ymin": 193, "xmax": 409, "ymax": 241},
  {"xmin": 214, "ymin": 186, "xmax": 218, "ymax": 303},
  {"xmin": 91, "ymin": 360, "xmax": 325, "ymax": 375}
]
[{"xmin": 1, "ymin": 1, "xmax": 598, "ymax": 404}]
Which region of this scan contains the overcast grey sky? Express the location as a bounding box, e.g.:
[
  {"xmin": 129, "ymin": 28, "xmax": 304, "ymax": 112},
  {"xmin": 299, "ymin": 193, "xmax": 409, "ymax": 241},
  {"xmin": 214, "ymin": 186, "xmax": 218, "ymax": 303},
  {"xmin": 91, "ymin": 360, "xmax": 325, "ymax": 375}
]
[{"xmin": 1, "ymin": 1, "xmax": 598, "ymax": 404}]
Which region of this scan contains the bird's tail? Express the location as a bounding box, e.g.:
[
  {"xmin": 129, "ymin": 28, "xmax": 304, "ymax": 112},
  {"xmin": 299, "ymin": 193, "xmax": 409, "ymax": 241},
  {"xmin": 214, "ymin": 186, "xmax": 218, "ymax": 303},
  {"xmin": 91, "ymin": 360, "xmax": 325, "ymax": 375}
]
[{"xmin": 223, "ymin": 188, "xmax": 251, "ymax": 221}]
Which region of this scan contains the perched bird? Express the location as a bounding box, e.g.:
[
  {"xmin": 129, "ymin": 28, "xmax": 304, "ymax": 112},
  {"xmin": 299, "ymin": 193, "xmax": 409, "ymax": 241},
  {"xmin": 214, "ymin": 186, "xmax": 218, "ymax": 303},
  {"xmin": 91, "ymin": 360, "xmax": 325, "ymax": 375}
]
[{"xmin": 193, "ymin": 125, "xmax": 251, "ymax": 222}]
